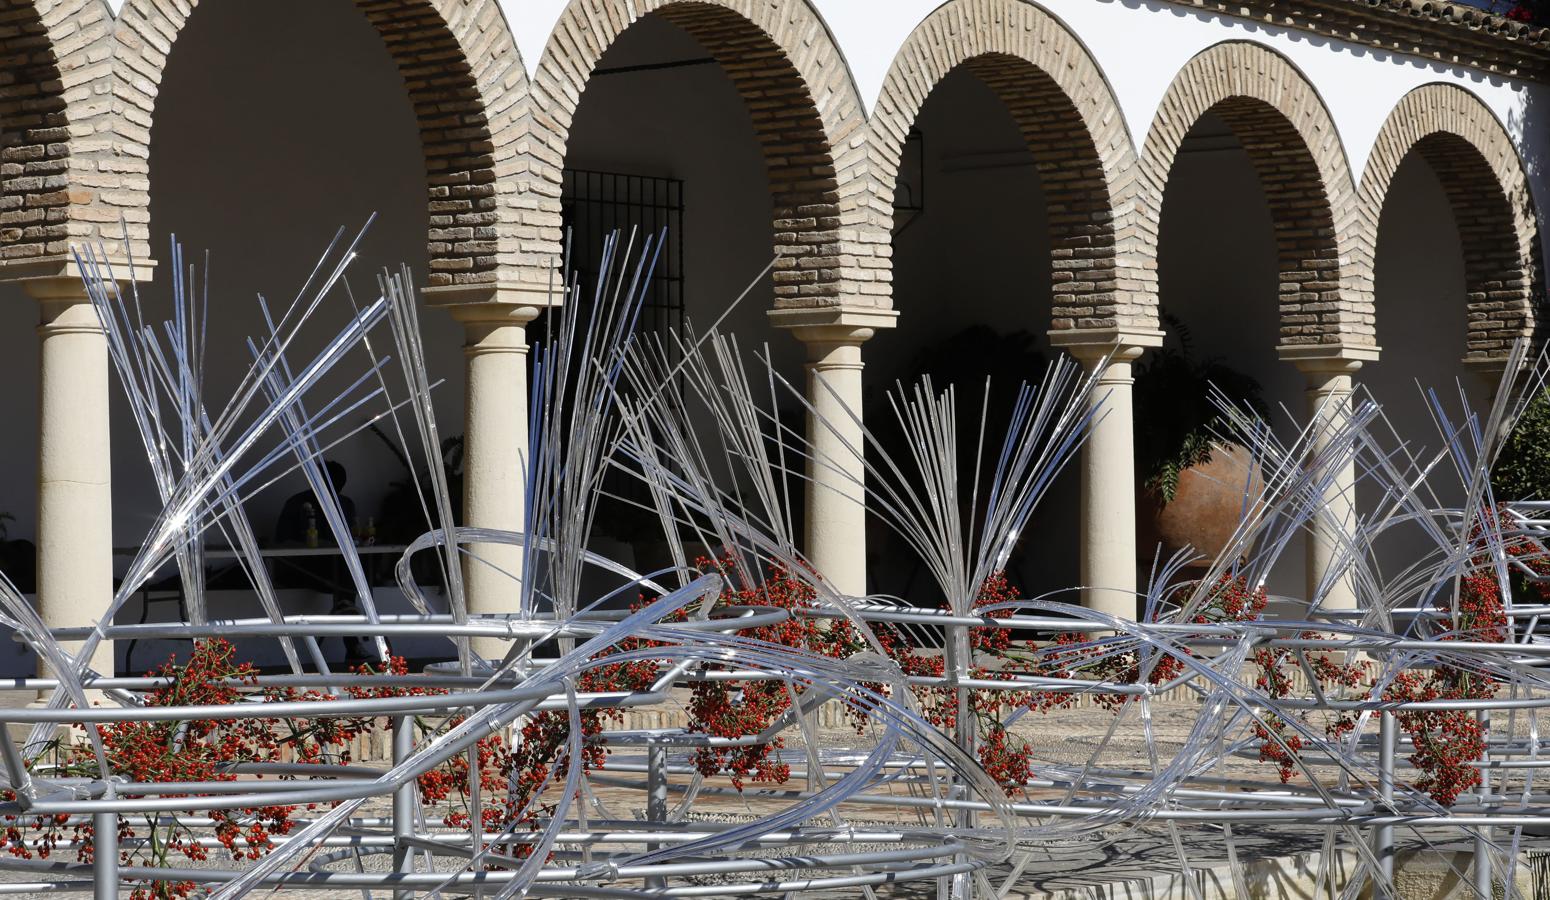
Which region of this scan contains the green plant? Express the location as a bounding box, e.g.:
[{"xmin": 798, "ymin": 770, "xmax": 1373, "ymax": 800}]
[
  {"xmin": 1134, "ymin": 312, "xmax": 1267, "ymax": 503},
  {"xmin": 1493, "ymin": 388, "xmax": 1550, "ymax": 501}
]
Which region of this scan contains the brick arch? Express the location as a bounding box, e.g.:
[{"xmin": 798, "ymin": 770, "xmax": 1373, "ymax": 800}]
[
  {"xmin": 96, "ymin": 0, "xmax": 527, "ymax": 289},
  {"xmin": 524, "ymin": 0, "xmax": 874, "ymax": 307},
  {"xmin": 0, "ymin": 0, "xmax": 108, "ymax": 268},
  {"xmin": 867, "ymin": 0, "xmax": 1146, "ymax": 334},
  {"xmin": 1360, "ymin": 83, "xmax": 1538, "ymax": 364},
  {"xmin": 1138, "ymin": 42, "xmax": 1370, "ymax": 349}
]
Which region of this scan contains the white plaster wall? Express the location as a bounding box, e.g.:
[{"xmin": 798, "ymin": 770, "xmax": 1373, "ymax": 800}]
[
  {"xmin": 83, "ymin": 0, "xmax": 1547, "ymax": 316},
  {"xmin": 503, "ymin": 0, "xmax": 1527, "ymax": 164},
  {"xmin": 1027, "ymin": 0, "xmax": 1527, "ymax": 178}
]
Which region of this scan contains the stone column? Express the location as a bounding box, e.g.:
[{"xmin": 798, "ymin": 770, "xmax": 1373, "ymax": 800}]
[
  {"xmin": 430, "ymin": 286, "xmax": 556, "ymax": 662},
  {"xmin": 1052, "ymin": 330, "xmax": 1162, "ymax": 622},
  {"xmin": 770, "ymin": 308, "xmax": 897, "ymax": 598},
  {"xmin": 29, "ymin": 276, "xmax": 115, "ymax": 680},
  {"xmin": 1284, "ymin": 347, "xmax": 1379, "ymax": 616}
]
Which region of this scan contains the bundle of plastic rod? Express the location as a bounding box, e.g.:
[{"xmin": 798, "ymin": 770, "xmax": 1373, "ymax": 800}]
[{"xmin": 0, "ymin": 227, "xmax": 1545, "ymax": 900}]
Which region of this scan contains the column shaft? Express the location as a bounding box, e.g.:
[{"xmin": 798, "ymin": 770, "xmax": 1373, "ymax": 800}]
[
  {"xmin": 1301, "ymin": 363, "xmax": 1360, "ymax": 614},
  {"xmin": 771, "ymin": 308, "xmax": 896, "ymax": 598},
  {"xmin": 33, "ymin": 283, "xmax": 114, "ymax": 679},
  {"xmin": 803, "ymin": 338, "xmax": 868, "ymax": 597},
  {"xmin": 458, "ymin": 307, "xmax": 537, "ymax": 661},
  {"xmin": 1074, "ymin": 349, "xmax": 1143, "ymax": 621}
]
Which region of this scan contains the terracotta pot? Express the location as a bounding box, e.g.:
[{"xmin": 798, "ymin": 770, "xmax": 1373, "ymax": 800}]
[{"xmin": 1137, "ymin": 442, "xmax": 1263, "ymax": 569}]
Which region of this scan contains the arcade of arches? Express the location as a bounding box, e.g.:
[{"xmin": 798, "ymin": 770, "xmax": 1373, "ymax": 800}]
[{"xmin": 0, "ymin": 0, "xmax": 1538, "ymax": 673}]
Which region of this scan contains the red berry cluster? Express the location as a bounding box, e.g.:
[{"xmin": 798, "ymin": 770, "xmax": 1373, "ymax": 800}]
[
  {"xmin": 2, "ymin": 640, "xmax": 304, "ymax": 898},
  {"xmin": 1021, "ymin": 575, "xmax": 1372, "ymax": 786},
  {"xmin": 901, "ymin": 575, "xmax": 1045, "ymax": 794},
  {"xmin": 977, "ymin": 724, "xmax": 1035, "ymax": 791},
  {"xmin": 1031, "ymin": 575, "xmax": 1270, "ymax": 713},
  {"xmin": 13, "ymin": 526, "xmax": 1525, "ymax": 895},
  {"xmin": 1253, "ymin": 714, "xmax": 1305, "ymax": 784},
  {"xmin": 1248, "ymin": 636, "xmax": 1367, "ymax": 784},
  {"xmin": 681, "ymin": 557, "xmax": 879, "ymax": 788},
  {"xmin": 640, "ymin": 558, "xmax": 1046, "ymax": 794},
  {"xmin": 1385, "ymin": 670, "xmax": 1489, "ymax": 806},
  {"xmin": 1209, "ymin": 575, "xmax": 1367, "ymax": 785},
  {"xmin": 0, "ymin": 642, "xmax": 621, "ymax": 894},
  {"xmin": 1376, "ymin": 511, "xmax": 1520, "ymax": 806}
]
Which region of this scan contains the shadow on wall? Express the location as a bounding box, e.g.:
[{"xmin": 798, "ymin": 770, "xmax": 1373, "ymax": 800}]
[
  {"xmin": 559, "ymin": 12, "xmax": 802, "ymax": 571},
  {"xmin": 1510, "ymin": 78, "xmax": 1550, "ymax": 352},
  {"xmin": 0, "ymin": 285, "xmax": 39, "ymax": 548},
  {"xmin": 866, "ymin": 65, "xmax": 1079, "ymax": 610},
  {"xmin": 1153, "ymin": 111, "xmax": 1307, "ymax": 600},
  {"xmin": 1362, "ymin": 146, "xmax": 1480, "ymax": 586},
  {"xmin": 135, "ymin": 0, "xmax": 451, "ymax": 554}
]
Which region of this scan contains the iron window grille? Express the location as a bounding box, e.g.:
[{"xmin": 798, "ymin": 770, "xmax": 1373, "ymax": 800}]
[{"xmin": 561, "ymin": 168, "xmax": 686, "ymax": 353}]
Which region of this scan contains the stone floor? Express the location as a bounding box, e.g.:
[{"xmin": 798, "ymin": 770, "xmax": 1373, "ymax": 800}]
[{"xmin": 0, "ymin": 701, "xmax": 1540, "ymax": 896}]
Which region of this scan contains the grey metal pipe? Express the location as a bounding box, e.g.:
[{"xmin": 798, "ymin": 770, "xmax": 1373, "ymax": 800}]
[
  {"xmin": 0, "ymin": 685, "xmax": 656, "ymax": 725},
  {"xmin": 92, "ymin": 811, "xmax": 117, "ymax": 900},
  {"xmin": 645, "ymin": 741, "xmax": 668, "ymax": 891},
  {"xmin": 45, "ymin": 606, "xmax": 787, "ymax": 641},
  {"xmin": 391, "ymin": 716, "xmax": 415, "ymax": 900},
  {"xmin": 1376, "ymin": 710, "xmax": 1396, "ymax": 894},
  {"xmin": 1475, "ymin": 709, "xmax": 1493, "ymax": 900}
]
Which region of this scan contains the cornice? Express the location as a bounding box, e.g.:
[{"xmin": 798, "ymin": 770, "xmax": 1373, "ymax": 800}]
[{"xmin": 1168, "ymin": 0, "xmax": 1550, "ymax": 79}]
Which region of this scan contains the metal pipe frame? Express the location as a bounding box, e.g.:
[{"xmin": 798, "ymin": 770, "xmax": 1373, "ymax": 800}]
[{"xmin": 24, "ymin": 239, "xmax": 1550, "ymax": 899}]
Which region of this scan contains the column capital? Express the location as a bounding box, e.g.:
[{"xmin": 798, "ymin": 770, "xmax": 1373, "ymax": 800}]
[
  {"xmin": 1278, "ymin": 343, "xmax": 1381, "ymax": 377},
  {"xmin": 1463, "ymin": 354, "xmax": 1519, "ymax": 390},
  {"xmin": 768, "ymin": 306, "xmax": 898, "ymax": 348},
  {"xmin": 442, "ymin": 302, "xmax": 546, "ymax": 331},
  {"xmin": 1, "ymin": 254, "xmax": 156, "ymax": 294},
  {"xmin": 424, "ymin": 281, "xmax": 563, "ymax": 322},
  {"xmin": 1049, "ymin": 327, "xmax": 1164, "ymax": 366},
  {"xmin": 428, "ymin": 285, "xmax": 560, "ymax": 357},
  {"xmin": 24, "ymin": 273, "xmax": 139, "ymax": 337}
]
